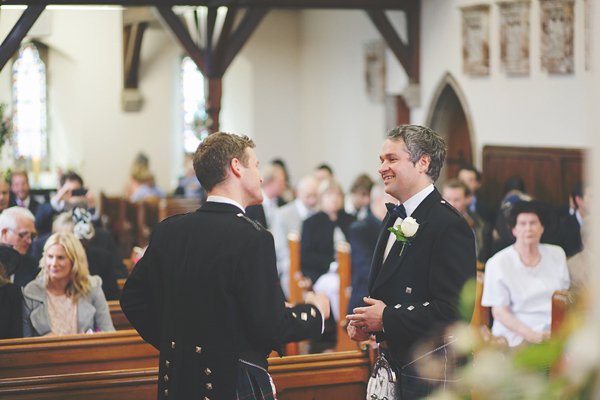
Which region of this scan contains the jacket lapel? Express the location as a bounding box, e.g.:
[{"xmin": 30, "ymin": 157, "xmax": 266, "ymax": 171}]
[
  {"xmin": 369, "ymin": 188, "xmax": 442, "ymax": 293},
  {"xmin": 367, "ymin": 213, "xmax": 396, "ymax": 292}
]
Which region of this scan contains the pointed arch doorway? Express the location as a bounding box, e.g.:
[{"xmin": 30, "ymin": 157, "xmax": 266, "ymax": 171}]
[{"xmin": 426, "ymin": 73, "xmax": 475, "ymax": 189}]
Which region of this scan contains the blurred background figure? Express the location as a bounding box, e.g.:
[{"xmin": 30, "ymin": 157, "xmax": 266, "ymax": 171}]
[
  {"xmin": 0, "ymin": 207, "xmax": 39, "ymax": 287},
  {"xmin": 554, "ymin": 182, "xmax": 590, "ymax": 257},
  {"xmin": 347, "ymin": 185, "xmax": 395, "ymax": 313},
  {"xmin": 302, "ymin": 179, "xmax": 355, "ymax": 323},
  {"xmin": 245, "ymin": 163, "xmax": 287, "ymax": 229},
  {"xmin": 129, "ymin": 170, "xmax": 166, "ymax": 203},
  {"xmin": 443, "ymin": 179, "xmax": 491, "ymax": 263},
  {"xmin": 0, "ymin": 246, "xmax": 23, "ymax": 339},
  {"xmin": 345, "ymin": 173, "xmax": 374, "ymax": 221},
  {"xmin": 457, "ymin": 164, "xmax": 494, "ymax": 224},
  {"xmin": 271, "ymin": 175, "xmax": 319, "ymax": 298},
  {"xmin": 123, "ymin": 153, "xmax": 149, "ymax": 200},
  {"xmin": 314, "ymin": 164, "xmax": 333, "ymax": 183},
  {"xmin": 22, "ymin": 231, "xmax": 115, "ymax": 337},
  {"xmin": 175, "ymin": 152, "xmax": 205, "ymax": 200},
  {"xmin": 482, "ymin": 201, "xmax": 569, "ymax": 347},
  {"xmin": 0, "ymin": 178, "xmax": 10, "ymax": 214},
  {"xmin": 271, "ymin": 158, "xmax": 295, "ymax": 204},
  {"xmin": 9, "ymin": 170, "xmax": 40, "ymax": 215}
]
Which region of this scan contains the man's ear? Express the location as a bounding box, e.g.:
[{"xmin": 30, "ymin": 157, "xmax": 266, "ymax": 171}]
[
  {"xmin": 418, "ymin": 155, "xmax": 431, "ymax": 173},
  {"xmin": 230, "ymin": 158, "xmax": 243, "ymax": 179},
  {"xmin": 0, "ymin": 228, "xmax": 8, "ymax": 240}
]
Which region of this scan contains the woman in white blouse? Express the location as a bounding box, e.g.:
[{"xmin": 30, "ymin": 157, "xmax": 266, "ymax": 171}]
[
  {"xmin": 481, "ymin": 201, "xmax": 569, "ymax": 347},
  {"xmin": 22, "ymin": 231, "xmax": 114, "ymax": 337}
]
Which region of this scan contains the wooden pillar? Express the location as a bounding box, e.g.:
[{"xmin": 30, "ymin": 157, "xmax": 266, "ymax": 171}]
[{"xmin": 205, "ymin": 77, "xmax": 222, "ymax": 134}]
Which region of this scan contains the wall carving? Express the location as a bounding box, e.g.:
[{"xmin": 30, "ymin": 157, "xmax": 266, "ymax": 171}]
[
  {"xmin": 461, "ymin": 5, "xmax": 491, "ymax": 76},
  {"xmin": 499, "ymin": 1, "xmax": 531, "ymax": 75},
  {"xmin": 540, "ymin": 0, "xmax": 575, "ymax": 74}
]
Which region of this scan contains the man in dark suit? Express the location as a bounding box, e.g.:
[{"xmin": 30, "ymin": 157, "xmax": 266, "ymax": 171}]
[
  {"xmin": 9, "ymin": 171, "xmax": 40, "ymax": 216},
  {"xmin": 121, "ymin": 132, "xmax": 329, "ymax": 400},
  {"xmin": 555, "ymin": 181, "xmax": 588, "ymax": 257},
  {"xmin": 458, "ymin": 164, "xmax": 494, "ymax": 224},
  {"xmin": 35, "ymin": 171, "xmax": 99, "ymax": 236},
  {"xmin": 346, "ymin": 185, "xmax": 394, "ymax": 314},
  {"xmin": 347, "ymin": 125, "xmax": 476, "ymax": 399},
  {"xmin": 0, "ymin": 207, "xmax": 40, "ymax": 287}
]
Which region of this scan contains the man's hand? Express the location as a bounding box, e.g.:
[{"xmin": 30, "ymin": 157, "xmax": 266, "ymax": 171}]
[
  {"xmin": 347, "ymin": 321, "xmax": 371, "ymax": 342},
  {"xmin": 346, "ymin": 297, "xmax": 386, "ymax": 332},
  {"xmin": 54, "ymin": 180, "xmax": 80, "ymax": 203},
  {"xmin": 305, "ymin": 291, "xmax": 330, "ymax": 320}
]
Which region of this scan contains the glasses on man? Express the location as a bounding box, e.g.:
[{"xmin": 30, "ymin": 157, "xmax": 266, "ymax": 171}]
[{"xmin": 8, "ymin": 229, "xmax": 37, "ymax": 241}]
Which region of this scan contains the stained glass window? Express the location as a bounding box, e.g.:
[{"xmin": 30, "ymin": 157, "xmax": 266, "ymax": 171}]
[
  {"xmin": 12, "ymin": 42, "xmax": 47, "ymax": 160},
  {"xmin": 181, "ymin": 57, "xmax": 208, "ymax": 153}
]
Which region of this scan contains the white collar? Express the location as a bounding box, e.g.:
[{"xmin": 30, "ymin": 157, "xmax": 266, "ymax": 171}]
[
  {"xmin": 576, "ymin": 209, "xmax": 583, "ymax": 227},
  {"xmin": 401, "ymin": 184, "xmax": 434, "ymax": 218},
  {"xmin": 294, "ymin": 198, "xmax": 313, "ymax": 220},
  {"xmin": 206, "ymin": 195, "xmax": 245, "ymax": 213}
]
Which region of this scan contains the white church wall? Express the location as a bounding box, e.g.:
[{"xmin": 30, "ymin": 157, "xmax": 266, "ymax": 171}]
[{"xmin": 414, "ymin": 0, "xmax": 589, "ymax": 168}]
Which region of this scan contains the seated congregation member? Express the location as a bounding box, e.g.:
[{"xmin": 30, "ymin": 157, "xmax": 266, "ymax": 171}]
[
  {"xmin": 0, "ymin": 207, "xmax": 39, "ymax": 287},
  {"xmin": 0, "ymin": 246, "xmax": 23, "ymax": 339},
  {"xmin": 175, "ymin": 152, "xmax": 205, "ymax": 199},
  {"xmin": 347, "ymin": 185, "xmax": 393, "ymax": 313},
  {"xmin": 22, "ymin": 231, "xmax": 115, "ymax": 337},
  {"xmin": 271, "ymin": 175, "xmax": 319, "ymax": 298},
  {"xmin": 301, "ymin": 179, "xmax": 355, "ymax": 321},
  {"xmin": 314, "ymin": 163, "xmax": 334, "ymax": 183},
  {"xmin": 246, "ymin": 163, "xmax": 287, "ymax": 229},
  {"xmin": 48, "ymin": 211, "xmax": 120, "ymax": 301},
  {"xmin": 345, "ymin": 173, "xmax": 374, "ymax": 220},
  {"xmin": 481, "ymin": 201, "xmax": 569, "ymax": 347},
  {"xmin": 457, "ymin": 164, "xmax": 494, "ymax": 224},
  {"xmin": 9, "ymin": 170, "xmax": 40, "ymax": 215},
  {"xmin": 35, "ymin": 171, "xmax": 99, "ymax": 236},
  {"xmin": 443, "ymin": 179, "xmax": 491, "ymax": 263},
  {"xmin": 0, "ymin": 178, "xmax": 9, "ymax": 213},
  {"xmin": 130, "ymin": 170, "xmax": 166, "ymax": 203},
  {"xmin": 555, "ymin": 181, "xmax": 589, "ymax": 257},
  {"xmin": 271, "ymin": 158, "xmax": 295, "ymax": 204}
]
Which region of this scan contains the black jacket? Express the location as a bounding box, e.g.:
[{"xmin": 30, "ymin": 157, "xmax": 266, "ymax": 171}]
[{"xmin": 120, "ymin": 202, "xmax": 323, "ymax": 399}]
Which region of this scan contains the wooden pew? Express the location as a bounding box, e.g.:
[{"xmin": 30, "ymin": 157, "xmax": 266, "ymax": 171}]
[
  {"xmin": 136, "ymin": 199, "xmax": 159, "ymax": 248},
  {"xmin": 0, "ymin": 330, "xmax": 158, "ymax": 379},
  {"xmin": 108, "ymin": 300, "xmax": 132, "ymax": 331},
  {"xmin": 158, "ymin": 197, "xmax": 202, "ymax": 221},
  {"xmin": 551, "ymin": 290, "xmax": 574, "ymax": 338},
  {"xmin": 100, "ymin": 193, "xmax": 134, "ymax": 259},
  {"xmin": 0, "ymin": 350, "xmax": 370, "ymax": 399},
  {"xmin": 335, "ymin": 241, "xmax": 355, "ymax": 352}
]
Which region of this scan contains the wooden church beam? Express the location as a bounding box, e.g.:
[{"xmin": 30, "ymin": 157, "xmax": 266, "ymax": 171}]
[
  {"xmin": 0, "ymin": 5, "xmax": 45, "ymax": 72},
  {"xmin": 365, "ymin": 7, "xmax": 419, "ymax": 83},
  {"xmin": 123, "ymin": 22, "xmax": 148, "ymax": 89},
  {"xmin": 220, "ymin": 7, "xmax": 269, "ymax": 74},
  {"xmin": 154, "ymin": 6, "xmax": 206, "ymax": 75}
]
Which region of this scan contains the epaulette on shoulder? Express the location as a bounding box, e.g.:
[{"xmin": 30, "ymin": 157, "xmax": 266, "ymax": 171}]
[
  {"xmin": 439, "ymin": 199, "xmax": 463, "ymax": 218},
  {"xmin": 237, "ymin": 213, "xmax": 264, "ymax": 231}
]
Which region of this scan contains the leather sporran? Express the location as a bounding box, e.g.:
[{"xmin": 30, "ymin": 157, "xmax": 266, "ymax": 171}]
[{"xmin": 366, "ymin": 355, "xmax": 399, "ymax": 400}]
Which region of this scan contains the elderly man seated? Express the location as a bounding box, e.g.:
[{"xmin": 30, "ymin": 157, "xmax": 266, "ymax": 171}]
[{"xmin": 0, "ymin": 207, "xmax": 39, "ymax": 287}]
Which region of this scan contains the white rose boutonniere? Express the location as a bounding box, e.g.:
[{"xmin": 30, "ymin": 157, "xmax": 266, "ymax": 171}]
[{"xmin": 388, "ymin": 217, "xmax": 419, "ymax": 257}]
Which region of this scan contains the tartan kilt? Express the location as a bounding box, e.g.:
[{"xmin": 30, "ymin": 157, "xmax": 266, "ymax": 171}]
[
  {"xmin": 388, "ymin": 335, "xmax": 471, "ymax": 400},
  {"xmin": 236, "ymin": 361, "xmax": 276, "ymax": 400}
]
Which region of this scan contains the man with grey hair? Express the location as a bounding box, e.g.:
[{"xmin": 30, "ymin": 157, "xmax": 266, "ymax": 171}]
[
  {"xmin": 271, "ymin": 175, "xmax": 319, "ymax": 298},
  {"xmin": 347, "ymin": 125, "xmax": 476, "ymax": 399},
  {"xmin": 245, "ymin": 163, "xmax": 287, "ymax": 229},
  {"xmin": 0, "ymin": 206, "xmax": 39, "ymax": 286}
]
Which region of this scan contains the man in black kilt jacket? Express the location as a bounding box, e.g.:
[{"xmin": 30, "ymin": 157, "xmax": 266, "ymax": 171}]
[
  {"xmin": 121, "ymin": 132, "xmax": 329, "ymax": 400},
  {"xmin": 347, "ymin": 125, "xmax": 476, "ymax": 399}
]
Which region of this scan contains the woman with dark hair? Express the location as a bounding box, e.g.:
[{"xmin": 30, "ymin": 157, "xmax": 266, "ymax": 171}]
[{"xmin": 481, "ymin": 201, "xmax": 569, "ymax": 347}]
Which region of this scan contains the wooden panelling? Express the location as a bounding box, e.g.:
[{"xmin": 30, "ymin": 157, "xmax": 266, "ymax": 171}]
[{"xmin": 481, "ymin": 146, "xmax": 584, "ymax": 209}]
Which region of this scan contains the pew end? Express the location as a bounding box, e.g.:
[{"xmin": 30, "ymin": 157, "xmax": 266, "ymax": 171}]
[{"xmin": 335, "ymin": 241, "xmax": 355, "ymax": 352}]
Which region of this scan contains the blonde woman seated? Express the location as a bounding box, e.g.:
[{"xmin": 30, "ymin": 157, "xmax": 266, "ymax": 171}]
[
  {"xmin": 481, "ymin": 201, "xmax": 569, "ymax": 347},
  {"xmin": 22, "ymin": 231, "xmax": 115, "ymax": 336}
]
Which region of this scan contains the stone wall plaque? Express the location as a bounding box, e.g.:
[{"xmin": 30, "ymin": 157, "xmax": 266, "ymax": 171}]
[
  {"xmin": 499, "ymin": 1, "xmax": 531, "ymax": 75},
  {"xmin": 540, "ymin": 0, "xmax": 575, "ymax": 74},
  {"xmin": 365, "ymin": 40, "xmax": 386, "ymax": 103},
  {"xmin": 462, "ymin": 5, "xmax": 491, "ymax": 75}
]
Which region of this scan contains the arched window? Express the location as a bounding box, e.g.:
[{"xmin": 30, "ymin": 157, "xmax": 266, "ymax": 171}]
[
  {"xmin": 12, "ymin": 42, "xmax": 47, "ymax": 161},
  {"xmin": 181, "ymin": 57, "xmax": 208, "ymax": 153}
]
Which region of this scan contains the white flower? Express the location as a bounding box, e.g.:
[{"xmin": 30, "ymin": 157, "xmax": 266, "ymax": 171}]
[{"xmin": 401, "ymin": 217, "xmax": 419, "ymax": 237}]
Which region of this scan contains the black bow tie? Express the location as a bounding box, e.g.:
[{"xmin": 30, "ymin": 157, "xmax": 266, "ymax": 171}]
[{"xmin": 385, "ymin": 203, "xmax": 407, "ymax": 219}]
